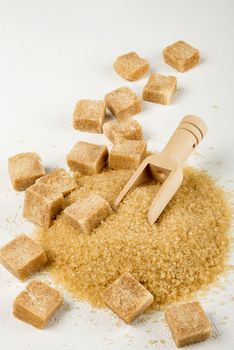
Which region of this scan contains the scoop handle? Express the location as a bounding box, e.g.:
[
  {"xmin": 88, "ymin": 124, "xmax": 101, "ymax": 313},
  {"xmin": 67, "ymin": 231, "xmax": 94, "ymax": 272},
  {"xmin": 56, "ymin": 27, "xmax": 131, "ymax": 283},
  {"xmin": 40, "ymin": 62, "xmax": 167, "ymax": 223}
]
[{"xmin": 162, "ymin": 115, "xmax": 207, "ymax": 165}]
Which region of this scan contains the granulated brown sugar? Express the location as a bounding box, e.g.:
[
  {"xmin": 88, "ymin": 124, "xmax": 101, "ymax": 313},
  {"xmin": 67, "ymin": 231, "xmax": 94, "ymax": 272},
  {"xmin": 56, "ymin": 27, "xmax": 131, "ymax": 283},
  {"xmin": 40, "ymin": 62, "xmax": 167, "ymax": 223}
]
[{"xmin": 36, "ymin": 167, "xmax": 231, "ymax": 310}]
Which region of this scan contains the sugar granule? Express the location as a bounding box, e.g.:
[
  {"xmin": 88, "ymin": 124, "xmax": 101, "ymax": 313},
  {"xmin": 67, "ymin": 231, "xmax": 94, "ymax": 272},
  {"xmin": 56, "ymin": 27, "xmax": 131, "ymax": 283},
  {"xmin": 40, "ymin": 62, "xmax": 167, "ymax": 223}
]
[{"xmin": 36, "ymin": 167, "xmax": 231, "ymax": 309}]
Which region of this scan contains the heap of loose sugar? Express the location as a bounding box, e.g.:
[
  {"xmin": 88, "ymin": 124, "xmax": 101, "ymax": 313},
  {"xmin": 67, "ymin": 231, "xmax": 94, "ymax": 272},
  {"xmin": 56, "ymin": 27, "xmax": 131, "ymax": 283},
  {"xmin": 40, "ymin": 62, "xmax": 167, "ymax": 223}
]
[{"xmin": 36, "ymin": 167, "xmax": 231, "ymax": 310}]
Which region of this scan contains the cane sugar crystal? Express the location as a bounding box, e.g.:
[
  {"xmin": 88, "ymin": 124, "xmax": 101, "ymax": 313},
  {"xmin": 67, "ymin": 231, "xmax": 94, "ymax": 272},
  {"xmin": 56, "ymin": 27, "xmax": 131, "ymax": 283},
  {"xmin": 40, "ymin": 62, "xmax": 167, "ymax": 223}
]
[{"xmin": 36, "ymin": 168, "xmax": 231, "ymax": 309}]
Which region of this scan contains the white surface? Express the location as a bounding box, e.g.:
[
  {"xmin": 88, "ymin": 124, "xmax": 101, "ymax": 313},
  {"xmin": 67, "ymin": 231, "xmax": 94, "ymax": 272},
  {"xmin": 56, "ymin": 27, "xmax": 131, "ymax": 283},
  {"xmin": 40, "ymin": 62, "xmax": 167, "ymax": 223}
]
[{"xmin": 0, "ymin": 0, "xmax": 234, "ymax": 349}]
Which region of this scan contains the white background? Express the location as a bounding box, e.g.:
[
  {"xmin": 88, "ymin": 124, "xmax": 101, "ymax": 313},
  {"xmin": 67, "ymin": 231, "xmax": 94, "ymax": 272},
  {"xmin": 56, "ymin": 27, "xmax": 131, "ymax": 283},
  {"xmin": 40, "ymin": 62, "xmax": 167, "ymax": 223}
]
[{"xmin": 0, "ymin": 0, "xmax": 233, "ymax": 349}]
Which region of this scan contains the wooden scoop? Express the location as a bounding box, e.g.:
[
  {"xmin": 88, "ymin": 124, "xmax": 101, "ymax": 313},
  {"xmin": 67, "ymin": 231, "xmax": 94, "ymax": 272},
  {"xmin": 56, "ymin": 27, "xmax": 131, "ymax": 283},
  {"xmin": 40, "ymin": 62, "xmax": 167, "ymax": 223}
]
[{"xmin": 114, "ymin": 115, "xmax": 207, "ymax": 225}]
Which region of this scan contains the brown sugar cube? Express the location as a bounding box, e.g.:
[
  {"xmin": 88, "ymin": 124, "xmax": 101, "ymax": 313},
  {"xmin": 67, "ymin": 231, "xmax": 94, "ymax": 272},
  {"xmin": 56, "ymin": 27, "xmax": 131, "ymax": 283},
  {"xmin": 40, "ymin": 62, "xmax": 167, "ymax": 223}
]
[
  {"xmin": 163, "ymin": 40, "xmax": 200, "ymax": 73},
  {"xmin": 66, "ymin": 141, "xmax": 108, "ymax": 175},
  {"xmin": 108, "ymin": 140, "xmax": 146, "ymax": 170},
  {"xmin": 13, "ymin": 280, "xmax": 63, "ymax": 329},
  {"xmin": 36, "ymin": 168, "xmax": 77, "ymax": 196},
  {"xmin": 105, "ymin": 86, "xmax": 141, "ymax": 120},
  {"xmin": 73, "ymin": 99, "xmax": 106, "ymax": 133},
  {"xmin": 8, "ymin": 152, "xmax": 45, "ymax": 191},
  {"xmin": 143, "ymin": 73, "xmax": 177, "ymax": 105},
  {"xmin": 165, "ymin": 302, "xmax": 212, "ymax": 347},
  {"xmin": 113, "ymin": 51, "xmax": 149, "ymax": 81},
  {"xmin": 64, "ymin": 193, "xmax": 112, "ymax": 234},
  {"xmin": 23, "ymin": 183, "xmax": 64, "ymax": 228},
  {"xmin": 0, "ymin": 234, "xmax": 47, "ymax": 281},
  {"xmin": 103, "ymin": 118, "xmax": 144, "ymax": 144},
  {"xmin": 103, "ymin": 272, "xmax": 154, "ymax": 323}
]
